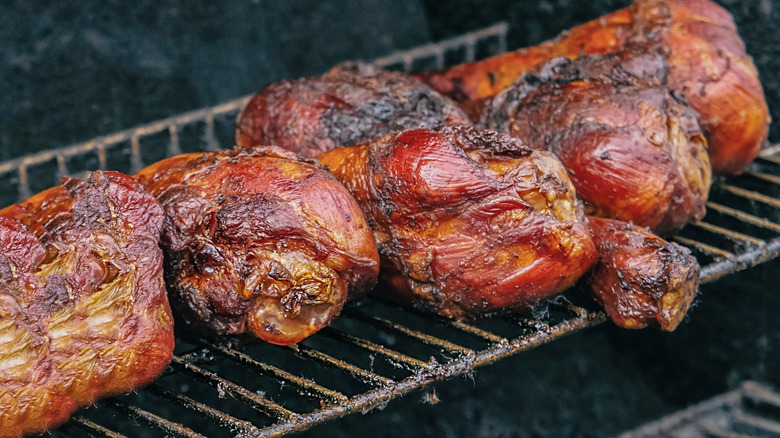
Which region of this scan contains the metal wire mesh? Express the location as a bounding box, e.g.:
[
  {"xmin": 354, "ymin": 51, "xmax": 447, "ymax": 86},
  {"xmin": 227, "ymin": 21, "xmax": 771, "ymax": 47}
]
[{"xmin": 3, "ymin": 22, "xmax": 778, "ymax": 437}]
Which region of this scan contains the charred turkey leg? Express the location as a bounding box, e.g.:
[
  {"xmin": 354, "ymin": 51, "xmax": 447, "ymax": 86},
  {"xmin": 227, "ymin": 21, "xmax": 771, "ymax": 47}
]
[{"xmin": 136, "ymin": 147, "xmax": 379, "ymax": 345}]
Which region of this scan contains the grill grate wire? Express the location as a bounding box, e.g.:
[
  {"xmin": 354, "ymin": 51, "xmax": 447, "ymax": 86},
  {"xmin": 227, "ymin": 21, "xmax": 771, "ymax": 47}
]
[
  {"xmin": 1, "ymin": 22, "xmax": 773, "ymax": 437},
  {"xmin": 618, "ymin": 381, "xmax": 780, "ymax": 437}
]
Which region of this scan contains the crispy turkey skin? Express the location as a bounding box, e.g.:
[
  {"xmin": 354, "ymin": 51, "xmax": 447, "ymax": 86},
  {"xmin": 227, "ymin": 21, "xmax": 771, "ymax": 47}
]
[
  {"xmin": 582, "ymin": 217, "xmax": 700, "ymax": 331},
  {"xmin": 136, "ymin": 147, "xmax": 379, "ymax": 345},
  {"xmin": 418, "ymin": 0, "xmax": 769, "ymax": 175},
  {"xmin": 0, "ymin": 171, "xmax": 172, "ymax": 438},
  {"xmin": 318, "ymin": 125, "xmax": 597, "ymax": 319},
  {"xmin": 236, "ymin": 61, "xmax": 472, "ymax": 158},
  {"xmin": 479, "ymin": 50, "xmax": 712, "ymax": 236}
]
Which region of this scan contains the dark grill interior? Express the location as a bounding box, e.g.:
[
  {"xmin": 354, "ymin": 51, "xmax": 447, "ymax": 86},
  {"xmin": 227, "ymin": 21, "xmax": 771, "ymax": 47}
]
[
  {"xmin": 619, "ymin": 381, "xmax": 780, "ymax": 437},
  {"xmin": 0, "ymin": 23, "xmax": 775, "ymax": 437}
]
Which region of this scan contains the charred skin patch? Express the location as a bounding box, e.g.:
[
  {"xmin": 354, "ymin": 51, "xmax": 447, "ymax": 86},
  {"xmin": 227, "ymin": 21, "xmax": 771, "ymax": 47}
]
[{"xmin": 236, "ymin": 61, "xmax": 472, "ymax": 158}]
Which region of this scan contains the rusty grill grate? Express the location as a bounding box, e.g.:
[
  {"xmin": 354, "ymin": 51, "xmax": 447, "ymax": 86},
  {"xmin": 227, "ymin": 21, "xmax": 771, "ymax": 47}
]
[{"xmin": 3, "ymin": 22, "xmax": 779, "ymax": 437}]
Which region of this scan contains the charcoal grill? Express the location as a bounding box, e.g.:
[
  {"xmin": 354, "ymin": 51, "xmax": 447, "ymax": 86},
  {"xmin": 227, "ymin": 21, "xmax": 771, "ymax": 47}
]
[{"xmin": 4, "ymin": 23, "xmax": 780, "ymax": 438}]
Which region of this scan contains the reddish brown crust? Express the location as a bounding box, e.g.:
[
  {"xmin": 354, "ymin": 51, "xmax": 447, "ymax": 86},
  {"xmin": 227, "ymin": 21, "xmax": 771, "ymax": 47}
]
[
  {"xmin": 582, "ymin": 217, "xmax": 700, "ymax": 331},
  {"xmin": 480, "ymin": 50, "xmax": 712, "ymax": 235},
  {"xmin": 0, "ymin": 171, "xmax": 172, "ymax": 438},
  {"xmin": 664, "ymin": 0, "xmax": 770, "ymax": 175},
  {"xmin": 236, "ymin": 61, "xmax": 472, "ymax": 158},
  {"xmin": 417, "ymin": 0, "xmax": 769, "ymax": 175},
  {"xmin": 318, "ymin": 125, "xmax": 597, "ymax": 319},
  {"xmin": 135, "ymin": 147, "xmax": 379, "ymax": 345}
]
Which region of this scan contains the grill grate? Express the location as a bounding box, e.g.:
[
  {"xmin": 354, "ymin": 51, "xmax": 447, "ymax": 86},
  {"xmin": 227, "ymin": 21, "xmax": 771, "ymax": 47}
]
[
  {"xmin": 2, "ymin": 22, "xmax": 776, "ymax": 437},
  {"xmin": 618, "ymin": 381, "xmax": 780, "ymax": 437}
]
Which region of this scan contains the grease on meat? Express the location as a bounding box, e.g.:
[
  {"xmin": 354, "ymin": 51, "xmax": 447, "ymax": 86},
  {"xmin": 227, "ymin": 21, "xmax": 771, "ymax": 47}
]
[
  {"xmin": 0, "ymin": 171, "xmax": 173, "ymax": 438},
  {"xmin": 480, "ymin": 50, "xmax": 711, "ymax": 236},
  {"xmin": 582, "ymin": 217, "xmax": 700, "ymax": 331},
  {"xmin": 136, "ymin": 147, "xmax": 379, "ymax": 345},
  {"xmin": 319, "ymin": 125, "xmax": 597, "ymax": 319}
]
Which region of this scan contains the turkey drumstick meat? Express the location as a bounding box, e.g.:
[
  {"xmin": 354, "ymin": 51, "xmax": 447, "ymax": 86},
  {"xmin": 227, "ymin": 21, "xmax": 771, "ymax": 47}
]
[
  {"xmin": 237, "ymin": 58, "xmax": 702, "ymax": 329},
  {"xmin": 418, "ymin": 0, "xmax": 769, "ymax": 175},
  {"xmin": 318, "ymin": 125, "xmax": 597, "ymax": 319},
  {"xmin": 477, "ymin": 50, "xmax": 707, "ymax": 327},
  {"xmin": 582, "ymin": 217, "xmax": 700, "ymax": 332},
  {"xmin": 236, "ymin": 61, "xmax": 472, "ymax": 157},
  {"xmin": 0, "ymin": 171, "xmax": 173, "ymax": 438},
  {"xmin": 135, "ymin": 147, "xmax": 379, "ymax": 345},
  {"xmin": 479, "ymin": 49, "xmax": 712, "ymax": 236}
]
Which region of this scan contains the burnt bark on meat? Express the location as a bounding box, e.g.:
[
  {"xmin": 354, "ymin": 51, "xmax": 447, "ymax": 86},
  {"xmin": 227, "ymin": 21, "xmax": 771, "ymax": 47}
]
[
  {"xmin": 0, "ymin": 171, "xmax": 172, "ymax": 438},
  {"xmin": 318, "ymin": 125, "xmax": 597, "ymax": 319},
  {"xmin": 582, "ymin": 217, "xmax": 700, "ymax": 331},
  {"xmin": 236, "ymin": 61, "xmax": 472, "ymax": 157},
  {"xmin": 417, "ymin": 0, "xmax": 769, "ymax": 175},
  {"xmin": 135, "ymin": 147, "xmax": 379, "ymax": 345},
  {"xmin": 480, "ymin": 50, "xmax": 711, "ymax": 236}
]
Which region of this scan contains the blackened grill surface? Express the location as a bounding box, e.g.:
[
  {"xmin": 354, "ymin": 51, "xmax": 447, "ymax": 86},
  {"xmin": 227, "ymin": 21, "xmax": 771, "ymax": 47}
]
[
  {"xmin": 3, "ymin": 22, "xmax": 779, "ymax": 438},
  {"xmin": 618, "ymin": 381, "xmax": 780, "ymax": 437}
]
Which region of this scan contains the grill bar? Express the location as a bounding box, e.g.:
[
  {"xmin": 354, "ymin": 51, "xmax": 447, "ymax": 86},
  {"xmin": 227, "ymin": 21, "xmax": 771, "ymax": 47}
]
[
  {"xmin": 0, "ymin": 96, "xmax": 250, "ymax": 182},
  {"xmin": 97, "ymin": 144, "xmax": 108, "ymax": 171},
  {"xmin": 56, "ymin": 154, "xmax": 68, "ymax": 180},
  {"xmin": 756, "ymin": 152, "xmax": 780, "ymax": 165},
  {"xmin": 672, "ymin": 236, "xmax": 735, "ymax": 259},
  {"xmin": 743, "ymin": 380, "xmax": 780, "ymax": 407},
  {"xmin": 745, "ymin": 170, "xmax": 780, "ymax": 186},
  {"xmin": 146, "ymin": 384, "xmax": 261, "ymax": 437},
  {"xmin": 170, "ymin": 356, "xmax": 298, "ymax": 419},
  {"xmin": 372, "ymin": 22, "xmax": 508, "ymax": 71},
  {"xmin": 319, "ymin": 327, "xmax": 431, "ymax": 370},
  {"xmin": 290, "ymin": 344, "xmax": 395, "ymax": 388},
  {"xmin": 196, "ymin": 341, "xmax": 350, "ymax": 405},
  {"xmin": 699, "ymin": 237, "xmax": 780, "ymax": 284},
  {"xmin": 254, "ymin": 307, "xmax": 606, "ymax": 438},
  {"xmin": 168, "ymin": 125, "xmax": 182, "ymax": 158},
  {"xmin": 692, "ymin": 221, "xmax": 766, "ymax": 247},
  {"xmin": 400, "ymin": 306, "xmax": 511, "ymax": 344},
  {"xmin": 732, "ymin": 409, "xmax": 780, "ymax": 434},
  {"xmin": 718, "ymin": 184, "xmax": 780, "ymax": 209},
  {"xmin": 70, "ymin": 416, "xmax": 128, "ymax": 438},
  {"xmin": 110, "ymin": 401, "xmax": 206, "ymax": 438},
  {"xmin": 343, "ymin": 309, "xmax": 476, "ymax": 357},
  {"xmin": 17, "ymin": 164, "xmax": 31, "ymax": 201},
  {"xmin": 442, "ymin": 320, "xmax": 510, "ymax": 344},
  {"xmin": 705, "ymin": 201, "xmax": 780, "ymax": 233},
  {"xmin": 618, "ymin": 381, "xmax": 780, "ymax": 437},
  {"xmin": 203, "ymin": 113, "xmax": 220, "ymax": 151}
]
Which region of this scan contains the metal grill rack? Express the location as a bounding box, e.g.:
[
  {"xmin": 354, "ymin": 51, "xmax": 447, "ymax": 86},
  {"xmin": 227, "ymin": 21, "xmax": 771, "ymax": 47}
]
[
  {"xmin": 2, "ymin": 23, "xmax": 777, "ymax": 438},
  {"xmin": 618, "ymin": 381, "xmax": 780, "ymax": 437}
]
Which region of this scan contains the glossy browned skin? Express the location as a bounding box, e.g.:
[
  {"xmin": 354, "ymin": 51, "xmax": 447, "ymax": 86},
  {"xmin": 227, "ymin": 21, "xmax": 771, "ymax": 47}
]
[
  {"xmin": 136, "ymin": 147, "xmax": 379, "ymax": 345},
  {"xmin": 236, "ymin": 61, "xmax": 472, "ymax": 158},
  {"xmin": 417, "ymin": 0, "xmax": 769, "ymax": 175},
  {"xmin": 0, "ymin": 171, "xmax": 173, "ymax": 438},
  {"xmin": 480, "ymin": 50, "xmax": 711, "ymax": 236},
  {"xmin": 582, "ymin": 217, "xmax": 699, "ymax": 331},
  {"xmin": 318, "ymin": 125, "xmax": 597, "ymax": 319}
]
